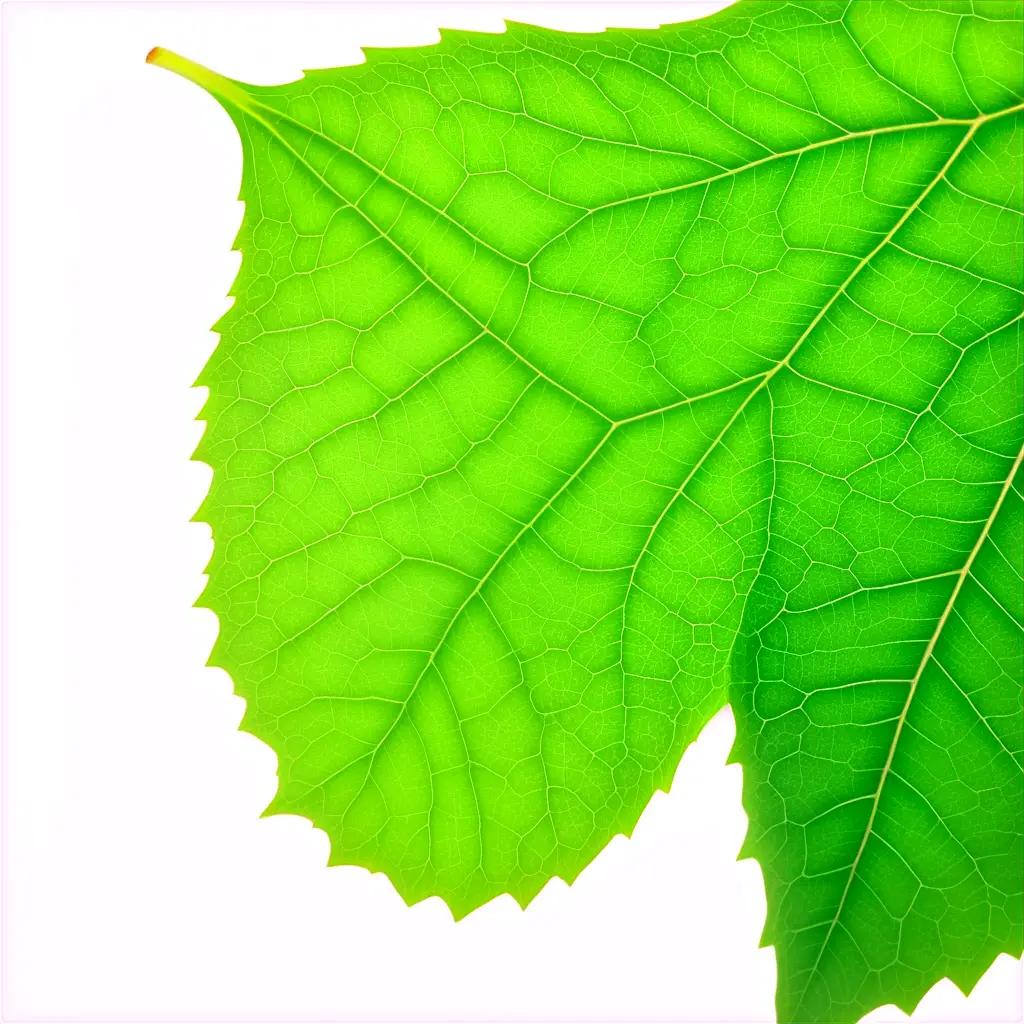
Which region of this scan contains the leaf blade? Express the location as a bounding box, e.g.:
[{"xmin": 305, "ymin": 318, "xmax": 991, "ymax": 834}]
[
  {"xmin": 154, "ymin": 5, "xmax": 1024, "ymax": 1019},
  {"xmin": 731, "ymin": 99, "xmax": 1024, "ymax": 1022}
]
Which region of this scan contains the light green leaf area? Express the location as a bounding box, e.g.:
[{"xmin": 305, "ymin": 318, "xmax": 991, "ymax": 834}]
[{"xmin": 154, "ymin": 0, "xmax": 1023, "ymax": 1019}]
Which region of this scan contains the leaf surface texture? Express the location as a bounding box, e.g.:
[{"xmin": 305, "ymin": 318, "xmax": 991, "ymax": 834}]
[{"xmin": 159, "ymin": 2, "xmax": 1024, "ymax": 1020}]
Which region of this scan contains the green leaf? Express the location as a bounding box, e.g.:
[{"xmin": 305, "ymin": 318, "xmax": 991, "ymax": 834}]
[
  {"xmin": 151, "ymin": 0, "xmax": 1023, "ymax": 1017},
  {"xmin": 729, "ymin": 100, "xmax": 1024, "ymax": 1024}
]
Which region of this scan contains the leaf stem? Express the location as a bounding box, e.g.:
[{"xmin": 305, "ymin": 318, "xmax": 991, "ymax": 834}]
[{"xmin": 146, "ymin": 47, "xmax": 252, "ymax": 111}]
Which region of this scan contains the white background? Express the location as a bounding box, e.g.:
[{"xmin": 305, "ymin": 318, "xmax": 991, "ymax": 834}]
[{"xmin": 2, "ymin": 2, "xmax": 1022, "ymax": 1021}]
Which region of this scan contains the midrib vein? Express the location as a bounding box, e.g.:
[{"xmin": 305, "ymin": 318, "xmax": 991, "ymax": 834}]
[
  {"xmin": 796, "ymin": 444, "xmax": 1024, "ymax": 999},
  {"xmin": 780, "ymin": 112, "xmax": 1016, "ymax": 1001}
]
